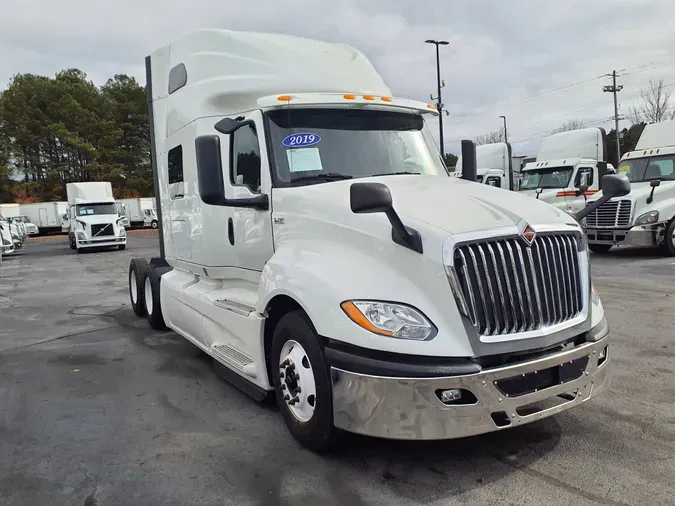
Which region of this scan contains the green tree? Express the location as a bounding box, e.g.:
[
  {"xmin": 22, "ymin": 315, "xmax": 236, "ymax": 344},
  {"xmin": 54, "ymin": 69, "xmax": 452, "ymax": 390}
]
[{"xmin": 443, "ymin": 152, "xmax": 458, "ymax": 168}]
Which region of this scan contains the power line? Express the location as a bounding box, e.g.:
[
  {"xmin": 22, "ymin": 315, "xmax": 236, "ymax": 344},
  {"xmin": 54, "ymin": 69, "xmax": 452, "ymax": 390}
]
[{"xmin": 442, "ymin": 55, "xmax": 675, "ymax": 122}]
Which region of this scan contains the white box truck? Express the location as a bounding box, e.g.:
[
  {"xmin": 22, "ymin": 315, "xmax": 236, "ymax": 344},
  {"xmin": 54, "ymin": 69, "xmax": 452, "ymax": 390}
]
[
  {"xmin": 584, "ymin": 119, "xmax": 675, "ymax": 254},
  {"xmin": 19, "ymin": 201, "xmax": 68, "ymax": 235},
  {"xmin": 117, "ymin": 197, "xmax": 159, "ymax": 229},
  {"xmin": 66, "ymin": 182, "xmax": 127, "ymax": 252},
  {"xmin": 126, "ymin": 29, "xmax": 629, "ymax": 452},
  {"xmin": 519, "ymin": 127, "xmax": 615, "ymax": 214}
]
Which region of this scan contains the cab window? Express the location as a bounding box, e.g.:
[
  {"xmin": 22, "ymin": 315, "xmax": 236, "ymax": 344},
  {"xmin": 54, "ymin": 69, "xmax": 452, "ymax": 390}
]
[
  {"xmin": 485, "ymin": 176, "xmax": 501, "ymax": 187},
  {"xmin": 574, "ymin": 167, "xmax": 594, "ymax": 187},
  {"xmin": 230, "ymin": 124, "xmax": 261, "ymax": 193}
]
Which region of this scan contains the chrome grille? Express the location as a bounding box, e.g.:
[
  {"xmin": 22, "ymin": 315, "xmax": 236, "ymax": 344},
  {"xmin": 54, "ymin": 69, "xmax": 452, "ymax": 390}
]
[
  {"xmin": 585, "ymin": 199, "xmax": 632, "ymax": 228},
  {"xmin": 452, "ymin": 233, "xmax": 584, "ymax": 336}
]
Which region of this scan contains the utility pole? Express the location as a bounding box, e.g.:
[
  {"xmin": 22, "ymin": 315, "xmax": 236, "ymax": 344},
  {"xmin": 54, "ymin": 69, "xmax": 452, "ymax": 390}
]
[
  {"xmin": 425, "ymin": 39, "xmax": 449, "ymax": 155},
  {"xmin": 603, "ymin": 70, "xmax": 624, "ymax": 165},
  {"xmin": 499, "ymin": 115, "xmax": 508, "ymax": 144}
]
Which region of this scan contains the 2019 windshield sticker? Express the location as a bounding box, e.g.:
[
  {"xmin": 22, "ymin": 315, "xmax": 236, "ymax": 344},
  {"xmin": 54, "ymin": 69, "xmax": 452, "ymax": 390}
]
[{"xmin": 282, "ymin": 132, "xmax": 321, "ymax": 148}]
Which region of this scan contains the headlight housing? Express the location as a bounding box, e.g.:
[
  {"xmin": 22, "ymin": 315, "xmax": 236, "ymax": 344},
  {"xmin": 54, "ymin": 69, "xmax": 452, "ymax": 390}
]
[
  {"xmin": 635, "ymin": 210, "xmax": 659, "ymax": 226},
  {"xmin": 340, "ymin": 300, "xmax": 437, "ymax": 341}
]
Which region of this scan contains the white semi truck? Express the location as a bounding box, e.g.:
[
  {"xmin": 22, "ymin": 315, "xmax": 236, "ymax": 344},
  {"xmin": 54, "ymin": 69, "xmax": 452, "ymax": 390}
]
[
  {"xmin": 0, "ymin": 219, "xmax": 15, "ymax": 257},
  {"xmin": 66, "ymin": 182, "xmax": 127, "ymax": 252},
  {"xmin": 584, "ymin": 119, "xmax": 675, "ymax": 254},
  {"xmin": 127, "ymin": 28, "xmax": 630, "ymax": 452},
  {"xmin": 452, "ymin": 142, "xmax": 516, "ymax": 190},
  {"xmin": 117, "ymin": 197, "xmax": 159, "ymax": 229},
  {"xmin": 519, "ymin": 127, "xmax": 615, "ymax": 214}
]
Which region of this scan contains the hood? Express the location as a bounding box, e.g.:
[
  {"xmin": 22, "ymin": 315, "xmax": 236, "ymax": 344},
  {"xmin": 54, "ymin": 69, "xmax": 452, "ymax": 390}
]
[
  {"xmin": 518, "ymin": 188, "xmax": 566, "ymax": 202},
  {"xmin": 283, "ymin": 175, "xmax": 575, "ymax": 235}
]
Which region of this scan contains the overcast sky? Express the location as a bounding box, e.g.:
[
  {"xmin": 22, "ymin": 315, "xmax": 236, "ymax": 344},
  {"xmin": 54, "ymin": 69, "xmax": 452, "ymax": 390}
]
[{"xmin": 1, "ymin": 0, "xmax": 674, "ymax": 156}]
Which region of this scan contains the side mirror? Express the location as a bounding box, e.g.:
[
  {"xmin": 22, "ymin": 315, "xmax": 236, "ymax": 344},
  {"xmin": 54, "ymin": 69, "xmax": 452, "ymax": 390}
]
[
  {"xmin": 575, "ymin": 184, "xmax": 589, "ymax": 197},
  {"xmin": 214, "ymin": 117, "xmax": 243, "ymax": 135},
  {"xmin": 195, "ymin": 135, "xmax": 269, "ymax": 210},
  {"xmin": 460, "ymin": 140, "xmax": 477, "ymax": 182},
  {"xmin": 350, "ymin": 182, "xmax": 423, "ymax": 254},
  {"xmin": 647, "ymin": 179, "xmax": 661, "ymax": 204},
  {"xmin": 350, "ymin": 181, "xmax": 392, "ymax": 214},
  {"xmin": 574, "ymin": 174, "xmax": 631, "ymax": 222}
]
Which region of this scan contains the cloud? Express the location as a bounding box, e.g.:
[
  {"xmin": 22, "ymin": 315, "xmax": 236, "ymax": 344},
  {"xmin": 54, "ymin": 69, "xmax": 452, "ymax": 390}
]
[{"xmin": 1, "ymin": 0, "xmax": 674, "ymax": 156}]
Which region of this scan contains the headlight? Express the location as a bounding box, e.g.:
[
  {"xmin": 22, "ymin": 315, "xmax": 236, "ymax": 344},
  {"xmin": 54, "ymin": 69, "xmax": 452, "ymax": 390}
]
[
  {"xmin": 591, "ymin": 284, "xmax": 600, "ymax": 305},
  {"xmin": 119, "ymin": 228, "xmax": 126, "ymax": 236},
  {"xmin": 340, "ymin": 300, "xmax": 437, "ymax": 340},
  {"xmin": 635, "ymin": 210, "xmax": 659, "ymax": 226},
  {"xmin": 76, "ymin": 232, "xmax": 86, "ymax": 240}
]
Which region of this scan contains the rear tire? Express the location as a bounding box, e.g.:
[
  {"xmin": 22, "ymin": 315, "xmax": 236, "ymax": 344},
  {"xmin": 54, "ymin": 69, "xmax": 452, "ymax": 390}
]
[
  {"xmin": 664, "ymin": 219, "xmax": 675, "ymax": 257},
  {"xmin": 129, "ymin": 258, "xmax": 149, "ymax": 317},
  {"xmin": 588, "ymin": 244, "xmax": 612, "ymax": 254},
  {"xmin": 271, "ymin": 310, "xmax": 340, "ymax": 453},
  {"xmin": 144, "ymin": 265, "xmax": 166, "ymax": 330}
]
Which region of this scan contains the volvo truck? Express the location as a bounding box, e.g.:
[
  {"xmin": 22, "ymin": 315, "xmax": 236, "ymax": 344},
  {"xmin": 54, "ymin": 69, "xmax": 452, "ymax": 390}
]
[
  {"xmin": 519, "ymin": 127, "xmax": 614, "ymax": 214},
  {"xmin": 127, "ymin": 29, "xmax": 629, "ymax": 452},
  {"xmin": 584, "ymin": 119, "xmax": 675, "ymax": 254},
  {"xmin": 66, "ymin": 182, "xmax": 127, "ymax": 252}
]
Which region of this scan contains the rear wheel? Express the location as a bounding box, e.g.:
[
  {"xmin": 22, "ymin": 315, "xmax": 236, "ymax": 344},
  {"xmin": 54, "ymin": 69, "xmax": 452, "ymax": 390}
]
[
  {"xmin": 128, "ymin": 258, "xmax": 149, "ymax": 317},
  {"xmin": 144, "ymin": 265, "xmax": 166, "ymax": 330},
  {"xmin": 588, "ymin": 244, "xmax": 612, "ymax": 254},
  {"xmin": 271, "ymin": 310, "xmax": 340, "ymax": 452}
]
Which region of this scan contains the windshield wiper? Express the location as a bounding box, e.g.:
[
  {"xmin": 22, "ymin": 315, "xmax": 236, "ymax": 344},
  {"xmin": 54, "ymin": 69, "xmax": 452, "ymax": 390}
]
[
  {"xmin": 291, "ymin": 173, "xmax": 353, "ymax": 184},
  {"xmin": 370, "ymin": 171, "xmax": 421, "ymax": 177}
]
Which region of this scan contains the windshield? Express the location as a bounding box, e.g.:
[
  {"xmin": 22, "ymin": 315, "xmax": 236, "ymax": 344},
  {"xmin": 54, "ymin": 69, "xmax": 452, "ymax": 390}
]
[
  {"xmin": 519, "ymin": 166, "xmax": 574, "ymax": 190},
  {"xmin": 265, "ymin": 108, "xmax": 448, "ymax": 186},
  {"xmin": 617, "ymin": 154, "xmax": 675, "ymax": 182},
  {"xmin": 76, "ymin": 203, "xmax": 117, "ymax": 216}
]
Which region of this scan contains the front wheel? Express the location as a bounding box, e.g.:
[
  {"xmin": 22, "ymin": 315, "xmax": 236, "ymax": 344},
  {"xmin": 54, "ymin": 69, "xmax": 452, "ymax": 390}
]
[
  {"xmin": 151, "ymin": 220, "xmax": 158, "ymax": 229},
  {"xmin": 664, "ymin": 220, "xmax": 675, "ymax": 257},
  {"xmin": 271, "ymin": 311, "xmax": 340, "ymax": 452},
  {"xmin": 588, "ymin": 244, "xmax": 612, "ymax": 254}
]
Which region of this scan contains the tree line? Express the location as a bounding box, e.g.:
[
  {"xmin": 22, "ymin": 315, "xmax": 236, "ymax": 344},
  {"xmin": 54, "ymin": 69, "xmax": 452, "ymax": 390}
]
[{"xmin": 0, "ymin": 69, "xmax": 151, "ymax": 203}]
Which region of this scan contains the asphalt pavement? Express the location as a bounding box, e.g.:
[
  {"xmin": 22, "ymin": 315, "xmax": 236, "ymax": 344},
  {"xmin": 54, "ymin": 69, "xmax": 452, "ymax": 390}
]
[{"xmin": 1, "ymin": 232, "xmax": 674, "ymax": 506}]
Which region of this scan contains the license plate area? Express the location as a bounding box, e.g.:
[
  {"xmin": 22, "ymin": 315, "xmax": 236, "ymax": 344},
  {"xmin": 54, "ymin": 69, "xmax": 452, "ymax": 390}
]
[{"xmin": 494, "ymin": 355, "xmax": 589, "ymax": 397}]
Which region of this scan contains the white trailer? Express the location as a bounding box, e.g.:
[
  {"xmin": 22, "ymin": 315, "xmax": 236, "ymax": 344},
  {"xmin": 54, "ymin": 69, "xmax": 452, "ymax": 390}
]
[
  {"xmin": 117, "ymin": 197, "xmax": 159, "ymax": 229},
  {"xmin": 126, "ymin": 28, "xmax": 629, "ymax": 452},
  {"xmin": 66, "ymin": 182, "xmax": 127, "ymax": 252},
  {"xmin": 584, "ymin": 119, "xmax": 675, "ymax": 254},
  {"xmin": 518, "ymin": 128, "xmax": 616, "ymax": 214},
  {"xmin": 19, "ymin": 201, "xmax": 68, "ymax": 235}
]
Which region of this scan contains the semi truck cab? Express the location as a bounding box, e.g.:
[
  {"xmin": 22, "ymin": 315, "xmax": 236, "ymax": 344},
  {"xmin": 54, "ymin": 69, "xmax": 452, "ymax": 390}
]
[
  {"xmin": 584, "ymin": 119, "xmax": 675, "ymax": 254},
  {"xmin": 127, "ymin": 28, "xmax": 629, "ymax": 452}
]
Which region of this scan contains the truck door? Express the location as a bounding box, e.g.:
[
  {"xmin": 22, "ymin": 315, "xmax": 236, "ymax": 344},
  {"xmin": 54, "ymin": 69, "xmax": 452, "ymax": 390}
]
[
  {"xmin": 566, "ymin": 166, "xmax": 595, "ymax": 214},
  {"xmin": 38, "ymin": 208, "xmax": 48, "ymax": 227},
  {"xmin": 226, "ymin": 111, "xmax": 274, "ymax": 272},
  {"xmin": 166, "ymin": 144, "xmax": 191, "ymax": 260}
]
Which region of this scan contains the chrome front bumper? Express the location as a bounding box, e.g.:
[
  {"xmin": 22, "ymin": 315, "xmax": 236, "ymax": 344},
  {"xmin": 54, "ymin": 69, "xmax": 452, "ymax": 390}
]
[
  {"xmin": 330, "ymin": 334, "xmax": 610, "ymax": 441},
  {"xmin": 586, "ymin": 224, "xmax": 662, "ymax": 247},
  {"xmin": 78, "ymin": 237, "xmax": 126, "ymax": 248}
]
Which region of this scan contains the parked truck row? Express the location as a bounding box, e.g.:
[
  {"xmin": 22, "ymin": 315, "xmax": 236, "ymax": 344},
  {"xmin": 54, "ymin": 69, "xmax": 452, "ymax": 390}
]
[{"xmin": 126, "ymin": 28, "xmax": 630, "ymax": 452}]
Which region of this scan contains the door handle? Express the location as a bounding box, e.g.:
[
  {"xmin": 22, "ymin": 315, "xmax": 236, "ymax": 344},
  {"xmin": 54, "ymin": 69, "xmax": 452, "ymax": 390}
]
[{"xmin": 228, "ymin": 217, "xmax": 234, "ymax": 245}]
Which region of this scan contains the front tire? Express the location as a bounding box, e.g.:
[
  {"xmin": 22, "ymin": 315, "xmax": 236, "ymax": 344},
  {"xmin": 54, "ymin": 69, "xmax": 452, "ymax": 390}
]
[
  {"xmin": 144, "ymin": 265, "xmax": 166, "ymax": 330},
  {"xmin": 151, "ymin": 220, "xmax": 158, "ymax": 229},
  {"xmin": 128, "ymin": 258, "xmax": 149, "ymax": 317},
  {"xmin": 271, "ymin": 311, "xmax": 340, "ymax": 452},
  {"xmin": 588, "ymin": 244, "xmax": 612, "ymax": 254},
  {"xmin": 664, "ymin": 219, "xmax": 675, "ymax": 257}
]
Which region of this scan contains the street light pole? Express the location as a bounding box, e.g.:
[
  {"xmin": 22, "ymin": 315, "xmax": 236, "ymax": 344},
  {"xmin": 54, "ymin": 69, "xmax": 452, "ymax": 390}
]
[
  {"xmin": 425, "ymin": 39, "xmax": 449, "ymax": 156},
  {"xmin": 499, "ymin": 115, "xmax": 508, "ymax": 144}
]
